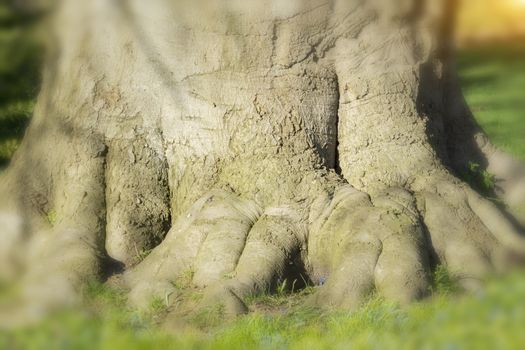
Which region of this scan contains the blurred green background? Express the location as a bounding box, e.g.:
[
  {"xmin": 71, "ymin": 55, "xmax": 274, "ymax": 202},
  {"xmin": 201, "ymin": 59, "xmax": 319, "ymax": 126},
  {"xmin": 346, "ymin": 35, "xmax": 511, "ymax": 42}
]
[
  {"xmin": 0, "ymin": 4, "xmax": 40, "ymax": 169},
  {"xmin": 1, "ymin": 3, "xmax": 525, "ymax": 350},
  {"xmin": 458, "ymin": 42, "xmax": 525, "ymax": 160}
]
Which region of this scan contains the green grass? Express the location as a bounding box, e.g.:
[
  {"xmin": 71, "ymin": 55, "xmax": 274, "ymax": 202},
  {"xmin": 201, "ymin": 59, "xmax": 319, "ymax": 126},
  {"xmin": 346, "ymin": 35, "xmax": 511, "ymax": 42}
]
[
  {"xmin": 458, "ymin": 41, "xmax": 525, "ymax": 160},
  {"xmin": 0, "ymin": 4, "xmax": 40, "ymax": 169},
  {"xmin": 1, "ymin": 270, "xmax": 525, "ymax": 350}
]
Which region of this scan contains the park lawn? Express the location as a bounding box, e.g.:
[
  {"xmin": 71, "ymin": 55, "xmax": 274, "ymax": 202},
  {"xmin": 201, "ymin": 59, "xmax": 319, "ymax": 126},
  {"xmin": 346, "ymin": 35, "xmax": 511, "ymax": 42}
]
[
  {"xmin": 1, "ymin": 269, "xmax": 525, "ymax": 350},
  {"xmin": 0, "ymin": 5, "xmax": 524, "ymax": 348},
  {"xmin": 457, "ymin": 41, "xmax": 525, "ymax": 160}
]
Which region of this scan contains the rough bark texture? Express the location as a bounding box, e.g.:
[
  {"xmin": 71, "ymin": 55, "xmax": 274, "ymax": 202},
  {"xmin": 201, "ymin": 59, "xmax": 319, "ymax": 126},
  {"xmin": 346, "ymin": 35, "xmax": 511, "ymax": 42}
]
[{"xmin": 1, "ymin": 0, "xmax": 525, "ymax": 323}]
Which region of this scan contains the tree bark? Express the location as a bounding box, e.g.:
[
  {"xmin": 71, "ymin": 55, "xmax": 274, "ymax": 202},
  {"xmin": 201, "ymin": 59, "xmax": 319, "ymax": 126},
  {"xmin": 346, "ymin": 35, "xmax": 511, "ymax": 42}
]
[{"xmin": 1, "ymin": 0, "xmax": 524, "ymax": 322}]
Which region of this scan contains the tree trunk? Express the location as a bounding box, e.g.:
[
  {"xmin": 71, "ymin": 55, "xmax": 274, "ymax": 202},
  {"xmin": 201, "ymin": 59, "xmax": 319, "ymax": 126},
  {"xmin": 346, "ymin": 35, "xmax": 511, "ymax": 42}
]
[{"xmin": 1, "ymin": 0, "xmax": 524, "ymax": 321}]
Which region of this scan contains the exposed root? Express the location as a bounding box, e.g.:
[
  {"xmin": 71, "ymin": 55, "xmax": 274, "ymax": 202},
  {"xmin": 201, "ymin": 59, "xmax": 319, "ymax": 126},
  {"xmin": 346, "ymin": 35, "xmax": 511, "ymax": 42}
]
[
  {"xmin": 121, "ymin": 173, "xmax": 525, "ymax": 318},
  {"xmin": 2, "ymin": 166, "xmax": 525, "ymax": 324}
]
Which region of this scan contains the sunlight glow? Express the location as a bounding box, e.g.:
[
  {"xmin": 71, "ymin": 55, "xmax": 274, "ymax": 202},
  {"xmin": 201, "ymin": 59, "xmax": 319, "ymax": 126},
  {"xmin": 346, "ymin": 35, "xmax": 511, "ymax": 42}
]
[{"xmin": 457, "ymin": 0, "xmax": 525, "ymax": 44}]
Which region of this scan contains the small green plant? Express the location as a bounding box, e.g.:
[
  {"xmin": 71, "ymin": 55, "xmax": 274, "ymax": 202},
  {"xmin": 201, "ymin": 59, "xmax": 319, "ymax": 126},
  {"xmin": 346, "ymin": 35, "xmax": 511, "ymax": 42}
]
[
  {"xmin": 83, "ymin": 280, "xmax": 127, "ymax": 308},
  {"xmin": 245, "ymin": 280, "xmax": 317, "ymax": 312},
  {"xmin": 133, "ymin": 244, "xmax": 152, "ymax": 263},
  {"xmin": 173, "ymin": 268, "xmax": 195, "ymax": 290},
  {"xmin": 149, "ymin": 296, "xmax": 166, "ymax": 313},
  {"xmin": 431, "ymin": 265, "xmax": 460, "ymax": 295},
  {"xmin": 464, "ymin": 161, "xmax": 496, "ymax": 197},
  {"xmin": 45, "ymin": 209, "xmax": 57, "ymax": 225},
  {"xmin": 222, "ymin": 271, "xmax": 236, "ymax": 280},
  {"xmin": 276, "ymin": 279, "xmax": 288, "ymax": 296}
]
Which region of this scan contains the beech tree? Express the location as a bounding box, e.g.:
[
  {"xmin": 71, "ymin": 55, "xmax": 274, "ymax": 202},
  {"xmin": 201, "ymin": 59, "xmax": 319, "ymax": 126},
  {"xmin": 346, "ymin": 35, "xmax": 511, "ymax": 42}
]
[{"xmin": 1, "ymin": 0, "xmax": 524, "ymax": 320}]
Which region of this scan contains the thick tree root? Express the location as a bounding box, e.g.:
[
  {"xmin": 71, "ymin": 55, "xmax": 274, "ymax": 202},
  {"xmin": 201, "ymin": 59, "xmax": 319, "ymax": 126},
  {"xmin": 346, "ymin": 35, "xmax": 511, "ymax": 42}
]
[
  {"xmin": 2, "ymin": 167, "xmax": 525, "ymax": 325},
  {"xmin": 116, "ymin": 173, "xmax": 525, "ymax": 317},
  {"xmin": 125, "ymin": 189, "xmax": 306, "ymax": 315}
]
